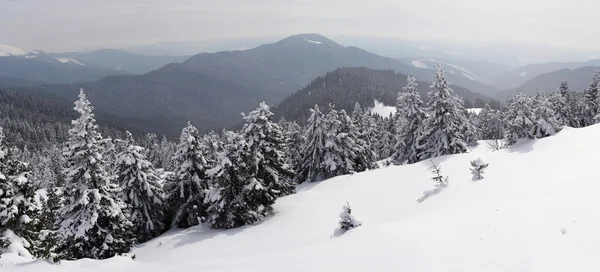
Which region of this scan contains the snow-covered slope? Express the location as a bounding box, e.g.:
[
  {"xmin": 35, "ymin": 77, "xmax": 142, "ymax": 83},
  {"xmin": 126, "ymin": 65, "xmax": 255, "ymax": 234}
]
[
  {"xmin": 5, "ymin": 125, "xmax": 600, "ymax": 271},
  {"xmin": 0, "ymin": 44, "xmax": 29, "ymax": 57},
  {"xmin": 369, "ymin": 100, "xmax": 396, "ymax": 117}
]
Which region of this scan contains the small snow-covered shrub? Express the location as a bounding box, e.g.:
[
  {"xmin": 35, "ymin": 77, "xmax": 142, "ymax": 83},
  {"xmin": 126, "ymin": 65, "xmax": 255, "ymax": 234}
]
[
  {"xmin": 417, "ymin": 161, "xmax": 449, "ymax": 203},
  {"xmin": 333, "ymin": 202, "xmax": 361, "ymax": 236},
  {"xmin": 470, "ymin": 158, "xmax": 489, "ymax": 181}
]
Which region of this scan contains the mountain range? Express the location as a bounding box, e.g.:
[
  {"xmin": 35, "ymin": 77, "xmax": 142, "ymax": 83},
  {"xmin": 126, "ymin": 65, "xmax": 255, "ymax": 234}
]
[
  {"xmin": 0, "ymin": 45, "xmax": 187, "ymax": 86},
  {"xmin": 16, "ymin": 34, "xmax": 495, "ymax": 136},
  {"xmin": 13, "ymin": 33, "xmax": 599, "ymax": 136}
]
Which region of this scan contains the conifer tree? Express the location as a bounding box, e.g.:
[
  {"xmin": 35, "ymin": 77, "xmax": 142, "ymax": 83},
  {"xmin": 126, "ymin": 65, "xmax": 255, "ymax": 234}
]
[
  {"xmin": 531, "ymin": 92, "xmax": 561, "ymax": 138},
  {"xmin": 583, "ymin": 70, "xmax": 600, "ymax": 125},
  {"xmin": 205, "ymin": 131, "xmax": 274, "ymax": 229},
  {"xmin": 504, "ymin": 92, "xmax": 536, "ymax": 145},
  {"xmin": 57, "ymin": 89, "xmax": 133, "ymax": 260},
  {"xmin": 462, "ymin": 113, "xmax": 480, "ymax": 147},
  {"xmin": 336, "ymin": 109, "xmax": 376, "ymax": 173},
  {"xmin": 477, "ymin": 103, "xmax": 504, "ymax": 140},
  {"xmin": 296, "ymin": 105, "xmax": 327, "ymax": 183},
  {"xmin": 333, "ymin": 202, "xmax": 361, "ymax": 236},
  {"xmin": 470, "ymin": 158, "xmax": 489, "ymax": 181},
  {"xmin": 241, "ymin": 102, "xmax": 295, "ymax": 197},
  {"xmin": 392, "ymin": 75, "xmax": 427, "ymax": 165},
  {"xmin": 116, "ymin": 131, "xmax": 166, "ymax": 242},
  {"xmin": 280, "ymin": 119, "xmax": 304, "ymax": 173},
  {"xmin": 416, "ymin": 66, "xmax": 468, "ymax": 160},
  {"xmin": 165, "ymin": 122, "xmax": 210, "ymax": 228},
  {"xmin": 0, "ymin": 128, "xmax": 41, "ymax": 258},
  {"xmin": 550, "ymin": 80, "xmax": 573, "ymax": 126}
]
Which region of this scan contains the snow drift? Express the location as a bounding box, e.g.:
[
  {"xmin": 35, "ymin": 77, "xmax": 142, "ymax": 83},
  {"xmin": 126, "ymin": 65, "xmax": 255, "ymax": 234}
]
[{"xmin": 3, "ymin": 125, "xmax": 600, "ymax": 271}]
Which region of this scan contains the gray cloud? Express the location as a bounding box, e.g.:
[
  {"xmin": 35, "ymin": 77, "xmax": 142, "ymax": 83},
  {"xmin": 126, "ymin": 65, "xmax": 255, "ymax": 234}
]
[{"xmin": 0, "ymin": 0, "xmax": 597, "ymax": 52}]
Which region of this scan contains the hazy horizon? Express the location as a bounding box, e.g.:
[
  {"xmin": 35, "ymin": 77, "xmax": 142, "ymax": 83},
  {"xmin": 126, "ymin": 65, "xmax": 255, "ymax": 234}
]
[{"xmin": 2, "ymin": 0, "xmax": 600, "ymax": 53}]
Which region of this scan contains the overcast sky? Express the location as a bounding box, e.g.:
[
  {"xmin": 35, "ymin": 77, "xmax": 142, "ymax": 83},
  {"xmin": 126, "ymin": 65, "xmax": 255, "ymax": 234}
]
[{"xmin": 1, "ymin": 0, "xmax": 597, "ymax": 52}]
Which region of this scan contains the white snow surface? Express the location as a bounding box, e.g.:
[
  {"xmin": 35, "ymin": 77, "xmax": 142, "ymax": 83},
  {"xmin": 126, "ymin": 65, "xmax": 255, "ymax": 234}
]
[
  {"xmin": 6, "ymin": 125, "xmax": 600, "ymax": 271},
  {"xmin": 520, "ymin": 71, "xmax": 528, "ymax": 77},
  {"xmin": 0, "ymin": 44, "xmax": 28, "ymax": 57},
  {"xmin": 56, "ymin": 58, "xmax": 85, "ymax": 66},
  {"xmin": 369, "ymin": 100, "xmax": 396, "ymax": 117},
  {"xmin": 467, "ymin": 108, "xmax": 483, "ymax": 115},
  {"xmin": 305, "ymin": 39, "xmax": 323, "ymax": 45},
  {"xmin": 411, "ymin": 60, "xmax": 428, "ymax": 69},
  {"xmin": 462, "ymin": 72, "xmax": 476, "ymax": 81}
]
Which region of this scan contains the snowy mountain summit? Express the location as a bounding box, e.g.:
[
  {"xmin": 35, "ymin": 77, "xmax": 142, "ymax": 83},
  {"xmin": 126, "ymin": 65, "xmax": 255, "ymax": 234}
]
[
  {"xmin": 4, "ymin": 123, "xmax": 600, "ymax": 271},
  {"xmin": 0, "ymin": 44, "xmax": 31, "ymax": 57}
]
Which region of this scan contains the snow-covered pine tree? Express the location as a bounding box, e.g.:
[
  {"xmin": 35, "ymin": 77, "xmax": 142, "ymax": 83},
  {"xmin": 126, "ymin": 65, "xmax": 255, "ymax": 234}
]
[
  {"xmin": 57, "ymin": 89, "xmax": 134, "ymax": 260},
  {"xmin": 364, "ymin": 110, "xmax": 380, "ymax": 159},
  {"xmin": 392, "ymin": 75, "xmax": 427, "ymax": 165},
  {"xmin": 550, "ymin": 80, "xmax": 573, "ymax": 127},
  {"xmin": 205, "ymin": 131, "xmax": 274, "ymax": 229},
  {"xmin": 477, "ymin": 103, "xmax": 504, "ymax": 140},
  {"xmin": 241, "ymin": 102, "xmax": 295, "ymax": 197},
  {"xmin": 470, "ymin": 158, "xmax": 489, "ymax": 181},
  {"xmin": 462, "ymin": 112, "xmax": 480, "ymax": 147},
  {"xmin": 416, "ymin": 66, "xmax": 468, "ymax": 160},
  {"xmin": 142, "ymin": 133, "xmax": 160, "ymax": 167},
  {"xmin": 531, "ymin": 92, "xmax": 561, "ymax": 138},
  {"xmin": 416, "ymin": 161, "xmax": 449, "ymax": 203},
  {"xmin": 115, "ymin": 131, "xmax": 166, "ymax": 242},
  {"xmin": 333, "ymin": 202, "xmax": 361, "ymax": 236},
  {"xmin": 583, "ymin": 70, "xmax": 600, "ymax": 125},
  {"xmin": 296, "ymin": 105, "xmax": 327, "ymax": 183},
  {"xmin": 0, "ymin": 127, "xmax": 41, "ymax": 258},
  {"xmin": 322, "ymin": 106, "xmax": 345, "ymax": 178},
  {"xmin": 351, "ymin": 103, "xmax": 377, "ymax": 159},
  {"xmin": 157, "ymin": 135, "xmax": 176, "ymax": 171},
  {"xmin": 503, "ymin": 92, "xmax": 536, "ymax": 145},
  {"xmin": 165, "ymin": 122, "xmax": 211, "ymax": 228},
  {"xmin": 374, "ymin": 116, "xmax": 394, "ymax": 160},
  {"xmin": 279, "ymin": 119, "xmax": 304, "ymax": 173},
  {"xmin": 338, "ymin": 109, "xmax": 377, "ymax": 173}
]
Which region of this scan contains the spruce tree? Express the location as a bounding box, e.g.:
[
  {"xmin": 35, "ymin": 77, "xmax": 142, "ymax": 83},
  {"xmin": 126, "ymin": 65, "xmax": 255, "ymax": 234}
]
[
  {"xmin": 504, "ymin": 92, "xmax": 536, "ymax": 145},
  {"xmin": 336, "ymin": 109, "xmax": 376, "ymax": 173},
  {"xmin": 470, "ymin": 158, "xmax": 489, "ymax": 181},
  {"xmin": 280, "ymin": 119, "xmax": 304, "ymax": 173},
  {"xmin": 0, "ymin": 128, "xmax": 41, "ymax": 258},
  {"xmin": 57, "ymin": 89, "xmax": 134, "ymax": 260},
  {"xmin": 334, "ymin": 202, "xmax": 361, "ymax": 236},
  {"xmin": 531, "ymin": 92, "xmax": 561, "ymax": 138},
  {"xmin": 205, "ymin": 131, "xmax": 274, "ymax": 229},
  {"xmin": 392, "ymin": 75, "xmax": 427, "ymax": 165},
  {"xmin": 165, "ymin": 122, "xmax": 210, "ymax": 228},
  {"xmin": 116, "ymin": 131, "xmax": 166, "ymax": 242},
  {"xmin": 583, "ymin": 70, "xmax": 600, "ymax": 125},
  {"xmin": 477, "ymin": 103, "xmax": 504, "ymax": 140},
  {"xmin": 550, "ymin": 80, "xmax": 573, "ymax": 127},
  {"xmin": 462, "ymin": 112, "xmax": 480, "ymax": 147},
  {"xmin": 241, "ymin": 102, "xmax": 295, "ymax": 197},
  {"xmin": 296, "ymin": 105, "xmax": 327, "ymax": 183},
  {"xmin": 416, "ymin": 66, "xmax": 468, "ymax": 160}
]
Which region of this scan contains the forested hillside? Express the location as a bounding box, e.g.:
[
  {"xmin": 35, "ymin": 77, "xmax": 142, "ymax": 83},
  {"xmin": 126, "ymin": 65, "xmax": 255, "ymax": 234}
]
[{"xmin": 273, "ymin": 67, "xmax": 496, "ymax": 123}]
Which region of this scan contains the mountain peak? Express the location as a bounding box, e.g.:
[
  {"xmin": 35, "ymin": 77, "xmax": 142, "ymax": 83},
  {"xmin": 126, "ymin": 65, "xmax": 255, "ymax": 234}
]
[{"xmin": 276, "ymin": 33, "xmax": 342, "ymax": 48}]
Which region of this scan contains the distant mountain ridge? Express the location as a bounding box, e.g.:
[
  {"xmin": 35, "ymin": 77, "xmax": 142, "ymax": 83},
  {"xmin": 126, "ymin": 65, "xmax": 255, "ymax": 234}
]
[
  {"xmin": 0, "ymin": 45, "xmax": 187, "ymax": 87},
  {"xmin": 494, "ymin": 66, "xmax": 600, "ymax": 100},
  {"xmin": 17, "ymin": 34, "xmax": 493, "ymax": 136},
  {"xmin": 492, "ymin": 59, "xmax": 600, "ymax": 91}
]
